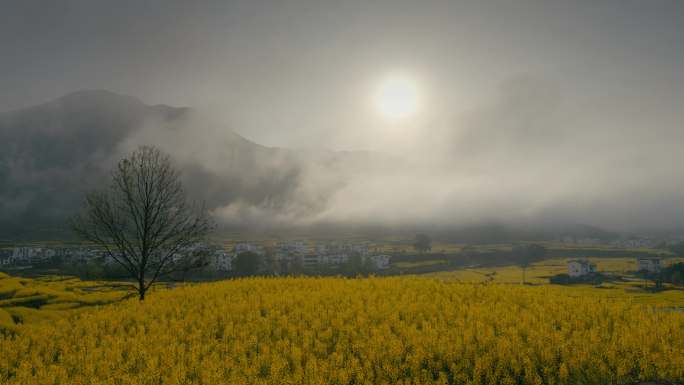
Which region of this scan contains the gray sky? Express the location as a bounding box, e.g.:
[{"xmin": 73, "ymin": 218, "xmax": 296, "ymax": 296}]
[
  {"xmin": 2, "ymin": 0, "xmax": 683, "ymax": 149},
  {"xmin": 2, "ymin": 0, "xmax": 684, "ymax": 232}
]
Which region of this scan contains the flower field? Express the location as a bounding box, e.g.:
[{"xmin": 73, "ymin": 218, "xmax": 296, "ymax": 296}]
[
  {"xmin": 0, "ymin": 272, "xmax": 129, "ymax": 334},
  {"xmin": 0, "ymin": 276, "xmax": 682, "ymax": 384}
]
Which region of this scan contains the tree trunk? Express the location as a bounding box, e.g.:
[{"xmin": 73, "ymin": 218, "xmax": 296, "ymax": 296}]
[{"xmin": 138, "ymin": 276, "xmax": 146, "ymax": 301}]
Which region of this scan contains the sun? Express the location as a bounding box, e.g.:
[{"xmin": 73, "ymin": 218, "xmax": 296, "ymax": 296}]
[{"xmin": 374, "ymin": 74, "xmax": 419, "ymax": 119}]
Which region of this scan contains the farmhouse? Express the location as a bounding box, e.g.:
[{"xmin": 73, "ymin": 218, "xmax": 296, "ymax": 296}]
[
  {"xmin": 233, "ymin": 243, "xmax": 265, "ymax": 255},
  {"xmin": 316, "ymin": 242, "xmax": 369, "ymax": 257},
  {"xmin": 367, "ymin": 255, "xmax": 391, "ymax": 270},
  {"xmin": 212, "ymin": 251, "xmax": 235, "ymax": 271},
  {"xmin": 637, "ymin": 257, "xmax": 661, "ymax": 273},
  {"xmin": 0, "ymin": 256, "xmax": 16, "ymax": 266},
  {"xmin": 567, "ymin": 260, "xmax": 597, "ymax": 277}
]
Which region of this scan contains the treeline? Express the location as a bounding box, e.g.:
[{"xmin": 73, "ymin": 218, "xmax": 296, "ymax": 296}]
[
  {"xmin": 391, "ymin": 249, "xmax": 544, "ymax": 269},
  {"xmin": 638, "ymin": 262, "xmax": 684, "ymax": 288}
]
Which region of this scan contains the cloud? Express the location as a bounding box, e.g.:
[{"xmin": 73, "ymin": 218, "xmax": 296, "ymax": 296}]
[{"xmin": 3, "ymin": 79, "xmax": 684, "ymax": 238}]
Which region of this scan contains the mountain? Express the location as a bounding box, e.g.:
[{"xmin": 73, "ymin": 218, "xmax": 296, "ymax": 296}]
[
  {"xmin": 0, "ymin": 90, "xmax": 370, "ymax": 238},
  {"xmin": 0, "ymin": 90, "xmax": 622, "ymax": 241},
  {"xmin": 0, "ymin": 91, "xmax": 154, "ymax": 236}
]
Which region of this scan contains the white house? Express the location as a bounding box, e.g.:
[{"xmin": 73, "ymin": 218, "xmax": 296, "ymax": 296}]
[
  {"xmin": 212, "ymin": 251, "xmax": 235, "ymax": 271},
  {"xmin": 637, "ymin": 257, "xmax": 661, "ymax": 273},
  {"xmin": 316, "ymin": 242, "xmax": 369, "ymax": 256},
  {"xmin": 302, "ymin": 254, "xmax": 323, "ymax": 268},
  {"xmin": 11, "ymin": 247, "xmax": 54, "ymax": 264},
  {"xmin": 277, "ymin": 241, "xmax": 307, "ymax": 255},
  {"xmin": 567, "ymin": 260, "xmax": 597, "ymax": 277},
  {"xmin": 0, "ymin": 256, "xmax": 16, "ymax": 266},
  {"xmin": 366, "ymin": 255, "xmax": 391, "ymax": 270},
  {"xmin": 302, "ymin": 253, "xmax": 350, "ymax": 268},
  {"xmin": 233, "ymin": 243, "xmax": 265, "ymax": 255}
]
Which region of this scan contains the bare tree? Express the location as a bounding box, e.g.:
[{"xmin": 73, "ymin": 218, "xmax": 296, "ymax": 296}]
[
  {"xmin": 71, "ymin": 146, "xmax": 212, "ymax": 300},
  {"xmin": 513, "ymin": 243, "xmax": 546, "ymax": 285}
]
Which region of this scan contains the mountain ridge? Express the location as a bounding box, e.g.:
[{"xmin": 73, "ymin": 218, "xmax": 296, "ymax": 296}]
[{"xmin": 0, "ymin": 90, "xmax": 374, "ymax": 237}]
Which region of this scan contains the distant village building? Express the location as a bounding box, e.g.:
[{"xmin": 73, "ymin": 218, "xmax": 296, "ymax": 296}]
[
  {"xmin": 0, "ymin": 241, "xmax": 393, "ymax": 273},
  {"xmin": 367, "ymin": 255, "xmax": 391, "ymax": 270},
  {"xmin": 0, "ymin": 255, "xmax": 16, "ymax": 266},
  {"xmin": 11, "ymin": 247, "xmax": 57, "ymax": 264},
  {"xmin": 316, "ymin": 242, "xmax": 369, "ymax": 257},
  {"xmin": 276, "ymin": 241, "xmax": 307, "ymax": 255},
  {"xmin": 212, "ymin": 251, "xmax": 235, "ymax": 271},
  {"xmin": 637, "ymin": 257, "xmax": 661, "ymax": 273},
  {"xmin": 234, "ymin": 243, "xmax": 265, "ymax": 256},
  {"xmin": 302, "ymin": 253, "xmax": 349, "ymax": 268},
  {"xmin": 567, "ymin": 260, "xmax": 597, "ymax": 277},
  {"xmin": 302, "ymin": 242, "xmax": 388, "ymax": 270}
]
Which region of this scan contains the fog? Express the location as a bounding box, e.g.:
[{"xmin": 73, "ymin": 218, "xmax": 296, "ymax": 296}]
[
  {"xmin": 113, "ymin": 73, "xmax": 684, "ymax": 232},
  {"xmin": 2, "ymin": 0, "xmax": 684, "ymax": 234}
]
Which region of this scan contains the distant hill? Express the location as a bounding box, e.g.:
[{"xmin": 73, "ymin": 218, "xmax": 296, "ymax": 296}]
[
  {"xmin": 0, "ymin": 90, "xmax": 624, "ymax": 241},
  {"xmin": 0, "ymin": 90, "xmax": 160, "ymax": 236},
  {"xmin": 0, "ymin": 90, "xmax": 382, "ymax": 238}
]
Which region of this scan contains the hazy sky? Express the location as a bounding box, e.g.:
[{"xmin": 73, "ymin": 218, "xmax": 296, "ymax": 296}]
[
  {"xmin": 2, "ymin": 0, "xmax": 683, "ymax": 149},
  {"xmin": 2, "ymin": 0, "xmax": 684, "ymax": 232}
]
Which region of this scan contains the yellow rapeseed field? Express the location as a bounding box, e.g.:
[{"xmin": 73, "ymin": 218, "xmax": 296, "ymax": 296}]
[{"xmin": 0, "ymin": 276, "xmax": 682, "ymax": 385}]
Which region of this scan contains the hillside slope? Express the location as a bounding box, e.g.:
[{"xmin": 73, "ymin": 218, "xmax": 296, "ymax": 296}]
[{"xmin": 0, "ymin": 91, "xmax": 376, "ymax": 237}]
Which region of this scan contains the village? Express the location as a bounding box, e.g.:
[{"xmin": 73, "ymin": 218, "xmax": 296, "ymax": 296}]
[
  {"xmin": 0, "ymin": 240, "xmax": 671, "ymax": 281},
  {"xmin": 566, "ymin": 256, "xmax": 662, "ymax": 277},
  {"xmin": 0, "ymin": 241, "xmax": 392, "ymax": 274}
]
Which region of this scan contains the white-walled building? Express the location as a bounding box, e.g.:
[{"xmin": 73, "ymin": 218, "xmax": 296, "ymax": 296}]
[
  {"xmin": 567, "ymin": 260, "xmax": 597, "ymax": 277},
  {"xmin": 11, "ymin": 247, "xmax": 55, "ymax": 264},
  {"xmin": 315, "ymin": 242, "xmax": 369, "ymax": 257},
  {"xmin": 234, "ymin": 243, "xmax": 265, "ymax": 256},
  {"xmin": 367, "ymin": 255, "xmax": 391, "ymax": 270},
  {"xmin": 637, "ymin": 257, "xmax": 661, "ymax": 273},
  {"xmin": 277, "ymin": 241, "xmax": 307, "ymax": 255},
  {"xmin": 0, "ymin": 256, "xmax": 16, "ymax": 266},
  {"xmin": 212, "ymin": 251, "xmax": 235, "ymax": 271},
  {"xmin": 302, "ymin": 254, "xmax": 323, "ymax": 268},
  {"xmin": 303, "ymin": 253, "xmax": 351, "ymax": 268}
]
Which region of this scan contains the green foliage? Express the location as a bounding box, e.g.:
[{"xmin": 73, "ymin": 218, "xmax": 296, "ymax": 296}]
[
  {"xmin": 660, "ymin": 262, "xmax": 684, "ymax": 285},
  {"xmin": 550, "ymin": 273, "xmax": 606, "ymax": 285},
  {"xmin": 513, "ymin": 243, "xmax": 547, "ymax": 267},
  {"xmin": 413, "ymin": 233, "xmax": 432, "ymax": 253},
  {"xmin": 669, "ymin": 243, "xmax": 684, "ymax": 257},
  {"xmin": 233, "ymin": 251, "xmax": 262, "ymax": 276}
]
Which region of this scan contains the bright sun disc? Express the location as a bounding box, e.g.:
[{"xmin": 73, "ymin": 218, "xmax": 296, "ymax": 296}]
[{"xmin": 375, "ymin": 75, "xmax": 419, "ymax": 119}]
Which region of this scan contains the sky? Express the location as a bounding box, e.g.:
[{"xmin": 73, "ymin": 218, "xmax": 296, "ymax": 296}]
[
  {"xmin": 2, "ymin": 0, "xmax": 684, "ymax": 232},
  {"xmin": 2, "ymin": 0, "xmax": 683, "ymax": 149}
]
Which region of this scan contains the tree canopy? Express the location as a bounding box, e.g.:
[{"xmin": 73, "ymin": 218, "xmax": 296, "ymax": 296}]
[{"xmin": 71, "ymin": 146, "xmax": 212, "ymax": 300}]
